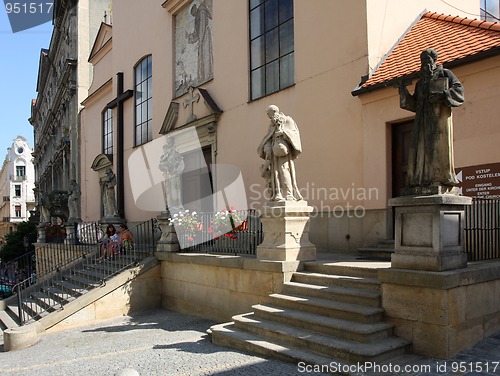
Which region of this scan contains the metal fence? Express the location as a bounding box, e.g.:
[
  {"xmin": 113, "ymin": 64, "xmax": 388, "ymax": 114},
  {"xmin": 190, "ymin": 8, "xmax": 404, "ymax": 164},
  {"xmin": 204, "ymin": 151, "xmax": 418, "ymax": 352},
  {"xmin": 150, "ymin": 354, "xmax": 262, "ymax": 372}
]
[
  {"xmin": 178, "ymin": 209, "xmax": 263, "ymax": 255},
  {"xmin": 465, "ymin": 198, "xmax": 500, "ymax": 261},
  {"xmin": 13, "ymin": 219, "xmax": 158, "ymax": 325}
]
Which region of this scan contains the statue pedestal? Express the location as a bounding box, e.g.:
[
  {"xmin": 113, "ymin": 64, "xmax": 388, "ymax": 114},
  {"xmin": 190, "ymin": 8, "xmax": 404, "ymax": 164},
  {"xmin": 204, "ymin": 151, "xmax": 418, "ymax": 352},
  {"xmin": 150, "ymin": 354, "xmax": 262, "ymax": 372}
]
[
  {"xmin": 256, "ymin": 201, "xmax": 316, "ymax": 261},
  {"xmin": 64, "ymin": 223, "xmax": 77, "ymax": 245},
  {"xmin": 36, "ymin": 223, "xmax": 47, "ymax": 243},
  {"xmin": 389, "ymin": 194, "xmax": 472, "ymax": 271},
  {"xmin": 99, "ymin": 217, "xmax": 125, "ymax": 235},
  {"xmin": 156, "ymin": 211, "xmax": 180, "ymax": 253}
]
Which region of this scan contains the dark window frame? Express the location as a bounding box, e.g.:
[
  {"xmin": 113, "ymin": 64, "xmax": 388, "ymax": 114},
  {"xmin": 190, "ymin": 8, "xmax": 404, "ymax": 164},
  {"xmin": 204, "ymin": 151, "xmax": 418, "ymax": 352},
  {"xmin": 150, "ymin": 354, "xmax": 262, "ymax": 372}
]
[
  {"xmin": 14, "ymin": 185, "xmax": 21, "ymax": 197},
  {"xmin": 16, "ymin": 166, "xmax": 26, "ymax": 178},
  {"xmin": 102, "ymin": 107, "xmax": 114, "ymax": 155},
  {"xmin": 134, "ymin": 55, "xmax": 153, "ymax": 146},
  {"xmin": 249, "ymin": 0, "xmax": 294, "ymax": 100}
]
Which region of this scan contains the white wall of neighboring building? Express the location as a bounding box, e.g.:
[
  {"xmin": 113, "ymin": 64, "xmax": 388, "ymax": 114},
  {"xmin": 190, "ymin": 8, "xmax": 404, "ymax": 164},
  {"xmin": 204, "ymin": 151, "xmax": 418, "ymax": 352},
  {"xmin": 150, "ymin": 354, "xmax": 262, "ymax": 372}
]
[{"xmin": 0, "ymin": 136, "xmax": 36, "ymax": 241}]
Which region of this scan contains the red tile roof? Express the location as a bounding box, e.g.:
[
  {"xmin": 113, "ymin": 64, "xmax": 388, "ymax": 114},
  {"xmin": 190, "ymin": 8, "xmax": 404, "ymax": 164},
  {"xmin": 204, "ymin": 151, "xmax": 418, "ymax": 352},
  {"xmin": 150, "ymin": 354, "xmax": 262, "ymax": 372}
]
[{"xmin": 352, "ymin": 12, "xmax": 500, "ymax": 95}]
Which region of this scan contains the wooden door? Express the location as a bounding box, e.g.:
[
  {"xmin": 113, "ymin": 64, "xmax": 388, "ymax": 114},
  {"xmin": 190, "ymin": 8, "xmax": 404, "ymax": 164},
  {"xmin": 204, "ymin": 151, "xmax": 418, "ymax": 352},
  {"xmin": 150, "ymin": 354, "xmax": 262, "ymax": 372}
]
[
  {"xmin": 181, "ymin": 146, "xmax": 213, "ymax": 212},
  {"xmin": 392, "ymin": 121, "xmax": 413, "ymax": 198}
]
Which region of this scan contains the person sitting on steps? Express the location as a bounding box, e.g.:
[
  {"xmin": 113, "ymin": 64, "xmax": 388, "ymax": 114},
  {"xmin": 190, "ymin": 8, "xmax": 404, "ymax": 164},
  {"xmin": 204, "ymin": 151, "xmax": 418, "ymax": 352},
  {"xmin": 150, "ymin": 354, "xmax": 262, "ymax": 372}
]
[
  {"xmin": 118, "ymin": 224, "xmax": 134, "ymax": 254},
  {"xmin": 98, "ymin": 224, "xmax": 119, "ymax": 261}
]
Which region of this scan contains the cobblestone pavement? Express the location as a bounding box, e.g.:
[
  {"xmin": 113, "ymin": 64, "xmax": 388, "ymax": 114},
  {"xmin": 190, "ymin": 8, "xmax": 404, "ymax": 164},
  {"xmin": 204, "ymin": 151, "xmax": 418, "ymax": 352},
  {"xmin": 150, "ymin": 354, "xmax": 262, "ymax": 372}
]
[{"xmin": 0, "ymin": 308, "xmax": 499, "ymax": 376}]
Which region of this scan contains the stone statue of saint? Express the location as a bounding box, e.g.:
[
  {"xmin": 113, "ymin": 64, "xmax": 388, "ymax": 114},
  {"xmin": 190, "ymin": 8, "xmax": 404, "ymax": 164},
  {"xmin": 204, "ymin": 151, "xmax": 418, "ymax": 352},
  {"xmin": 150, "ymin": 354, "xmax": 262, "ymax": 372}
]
[
  {"xmin": 39, "ymin": 189, "xmax": 51, "ymax": 224},
  {"xmin": 159, "ymin": 138, "xmax": 185, "ymax": 210},
  {"xmin": 103, "ymin": 168, "xmax": 118, "ymax": 218},
  {"xmin": 257, "ymin": 105, "xmax": 303, "ymax": 202},
  {"xmin": 398, "ymin": 48, "xmax": 464, "ymax": 192},
  {"xmin": 67, "ymin": 179, "xmax": 81, "ymax": 222}
]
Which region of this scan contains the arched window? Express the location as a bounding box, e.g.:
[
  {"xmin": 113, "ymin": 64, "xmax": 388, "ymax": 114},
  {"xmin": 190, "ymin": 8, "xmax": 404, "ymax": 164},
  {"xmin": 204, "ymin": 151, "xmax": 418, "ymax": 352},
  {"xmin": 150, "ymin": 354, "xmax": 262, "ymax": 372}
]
[{"xmin": 135, "ymin": 55, "xmax": 153, "ymax": 145}]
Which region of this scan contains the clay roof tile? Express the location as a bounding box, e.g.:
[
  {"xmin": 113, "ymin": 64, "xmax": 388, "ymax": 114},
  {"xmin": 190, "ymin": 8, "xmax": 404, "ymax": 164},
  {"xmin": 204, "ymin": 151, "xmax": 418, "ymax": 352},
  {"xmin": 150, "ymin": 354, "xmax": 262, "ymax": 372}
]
[{"xmin": 353, "ymin": 12, "xmax": 500, "ymax": 95}]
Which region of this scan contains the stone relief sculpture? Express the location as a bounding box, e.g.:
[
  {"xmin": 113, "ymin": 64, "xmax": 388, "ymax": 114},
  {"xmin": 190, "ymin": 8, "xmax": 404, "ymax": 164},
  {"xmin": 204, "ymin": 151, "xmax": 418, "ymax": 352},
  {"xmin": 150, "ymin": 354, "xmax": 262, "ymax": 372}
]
[
  {"xmin": 67, "ymin": 179, "xmax": 81, "ymax": 223},
  {"xmin": 186, "ymin": 0, "xmax": 213, "ymax": 84},
  {"xmin": 103, "ymin": 168, "xmax": 119, "ymax": 218},
  {"xmin": 175, "ymin": 0, "xmax": 213, "ymax": 96},
  {"xmin": 398, "ymin": 48, "xmax": 464, "ymax": 192},
  {"xmin": 258, "ymin": 105, "xmax": 303, "ymax": 202},
  {"xmin": 159, "ymin": 138, "xmax": 185, "ymax": 210}
]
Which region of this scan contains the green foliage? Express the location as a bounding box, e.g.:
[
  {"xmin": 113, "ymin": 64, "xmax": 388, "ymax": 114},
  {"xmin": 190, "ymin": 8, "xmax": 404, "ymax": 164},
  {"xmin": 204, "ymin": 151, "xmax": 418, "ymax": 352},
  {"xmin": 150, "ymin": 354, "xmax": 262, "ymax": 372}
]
[{"xmin": 0, "ymin": 222, "xmax": 37, "ymax": 261}]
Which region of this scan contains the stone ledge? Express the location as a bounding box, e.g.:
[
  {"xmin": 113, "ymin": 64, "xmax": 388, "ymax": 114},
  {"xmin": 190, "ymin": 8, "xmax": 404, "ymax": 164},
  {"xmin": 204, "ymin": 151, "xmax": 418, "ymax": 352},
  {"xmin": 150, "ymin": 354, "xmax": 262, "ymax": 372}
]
[
  {"xmin": 379, "ymin": 260, "xmax": 500, "ymax": 289},
  {"xmin": 389, "ymin": 194, "xmax": 472, "ymax": 207},
  {"xmin": 155, "ymin": 252, "xmax": 302, "ymax": 273}
]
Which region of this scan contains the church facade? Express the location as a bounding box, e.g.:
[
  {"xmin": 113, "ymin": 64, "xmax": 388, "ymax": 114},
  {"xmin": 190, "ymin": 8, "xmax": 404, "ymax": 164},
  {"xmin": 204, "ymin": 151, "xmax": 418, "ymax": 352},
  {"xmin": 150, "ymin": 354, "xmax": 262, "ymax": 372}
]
[{"xmin": 78, "ymin": 0, "xmax": 500, "ymax": 252}]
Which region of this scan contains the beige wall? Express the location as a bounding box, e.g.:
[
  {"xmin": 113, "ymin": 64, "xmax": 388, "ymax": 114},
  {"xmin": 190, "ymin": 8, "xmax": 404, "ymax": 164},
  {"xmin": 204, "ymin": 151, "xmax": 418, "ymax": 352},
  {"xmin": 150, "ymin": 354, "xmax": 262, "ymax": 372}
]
[
  {"xmin": 158, "ymin": 253, "xmax": 299, "ymax": 322},
  {"xmin": 79, "ymin": 0, "xmax": 499, "ymax": 250}
]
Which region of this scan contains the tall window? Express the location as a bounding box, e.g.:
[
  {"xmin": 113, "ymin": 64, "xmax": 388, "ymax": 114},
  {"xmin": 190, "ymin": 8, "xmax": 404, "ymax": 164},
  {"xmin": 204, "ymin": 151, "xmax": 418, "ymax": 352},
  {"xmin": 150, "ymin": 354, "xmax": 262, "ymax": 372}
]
[
  {"xmin": 249, "ymin": 0, "xmax": 294, "ymax": 100},
  {"xmin": 14, "ymin": 185, "xmax": 21, "ymax": 197},
  {"xmin": 481, "ymin": 0, "xmax": 500, "ymax": 22},
  {"xmin": 103, "ymin": 108, "xmax": 113, "ymax": 155},
  {"xmin": 15, "ymin": 205, "xmax": 21, "ymax": 218},
  {"xmin": 135, "ymin": 55, "xmax": 153, "ymax": 145}
]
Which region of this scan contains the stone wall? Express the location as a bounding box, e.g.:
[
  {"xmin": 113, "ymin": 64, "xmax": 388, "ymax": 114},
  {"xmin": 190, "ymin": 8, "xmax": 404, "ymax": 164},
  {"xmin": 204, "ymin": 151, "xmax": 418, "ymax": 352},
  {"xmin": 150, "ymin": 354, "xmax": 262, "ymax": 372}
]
[
  {"xmin": 45, "ymin": 265, "xmax": 161, "ymax": 333},
  {"xmin": 379, "ymin": 260, "xmax": 500, "ymax": 358},
  {"xmin": 157, "ymin": 253, "xmax": 301, "ymax": 323}
]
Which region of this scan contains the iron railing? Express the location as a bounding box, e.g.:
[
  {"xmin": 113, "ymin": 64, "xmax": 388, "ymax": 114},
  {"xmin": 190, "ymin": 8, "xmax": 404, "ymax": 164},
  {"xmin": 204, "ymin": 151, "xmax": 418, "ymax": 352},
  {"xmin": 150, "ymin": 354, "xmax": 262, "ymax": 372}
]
[
  {"xmin": 465, "ymin": 198, "xmax": 500, "ymax": 261},
  {"xmin": 178, "ymin": 209, "xmax": 263, "ymax": 255},
  {"xmin": 13, "ymin": 219, "xmax": 157, "ymax": 325}
]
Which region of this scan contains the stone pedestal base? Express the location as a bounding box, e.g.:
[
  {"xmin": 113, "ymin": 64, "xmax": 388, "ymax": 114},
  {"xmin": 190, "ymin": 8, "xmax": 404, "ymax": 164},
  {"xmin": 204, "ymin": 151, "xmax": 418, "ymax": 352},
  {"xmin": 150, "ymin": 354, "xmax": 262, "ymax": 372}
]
[
  {"xmin": 64, "ymin": 223, "xmax": 77, "ymax": 245},
  {"xmin": 389, "ymin": 194, "xmax": 471, "ymax": 271},
  {"xmin": 37, "ymin": 223, "xmax": 47, "ymax": 243},
  {"xmin": 156, "ymin": 211, "xmax": 180, "ymax": 253},
  {"xmin": 256, "ymin": 201, "xmax": 316, "ymax": 261}
]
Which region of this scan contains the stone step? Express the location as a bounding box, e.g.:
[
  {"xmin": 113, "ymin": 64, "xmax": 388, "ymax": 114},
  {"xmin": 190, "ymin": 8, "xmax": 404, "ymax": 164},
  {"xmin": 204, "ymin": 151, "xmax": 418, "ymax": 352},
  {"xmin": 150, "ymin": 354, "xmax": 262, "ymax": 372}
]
[
  {"xmin": 30, "ymin": 292, "xmax": 62, "ymax": 312},
  {"xmin": 22, "ymin": 298, "xmax": 52, "ymax": 321},
  {"xmin": 377, "ymin": 239, "xmax": 395, "ymax": 248},
  {"xmin": 52, "ymin": 279, "xmax": 89, "ymax": 296},
  {"xmin": 292, "ymin": 272, "xmax": 380, "ymax": 292},
  {"xmin": 73, "ymin": 268, "xmax": 108, "ymax": 281},
  {"xmin": 268, "ymin": 293, "xmax": 384, "ymax": 324},
  {"xmin": 252, "ymin": 304, "xmax": 394, "ymax": 343},
  {"xmin": 303, "ymin": 262, "xmax": 379, "ymax": 278},
  {"xmin": 252, "ymin": 297, "xmax": 383, "ymax": 330},
  {"xmin": 0, "ymin": 310, "xmax": 19, "ymax": 330},
  {"xmin": 210, "ymin": 321, "xmax": 353, "ymax": 371},
  {"xmin": 64, "ymin": 274, "xmax": 102, "ymax": 289},
  {"xmin": 231, "ymin": 313, "xmax": 409, "ymax": 364},
  {"xmin": 41, "ymin": 286, "xmax": 76, "ymax": 305},
  {"xmin": 357, "ymin": 247, "xmax": 394, "ymax": 260},
  {"xmin": 283, "ymin": 281, "xmax": 381, "ymax": 307}
]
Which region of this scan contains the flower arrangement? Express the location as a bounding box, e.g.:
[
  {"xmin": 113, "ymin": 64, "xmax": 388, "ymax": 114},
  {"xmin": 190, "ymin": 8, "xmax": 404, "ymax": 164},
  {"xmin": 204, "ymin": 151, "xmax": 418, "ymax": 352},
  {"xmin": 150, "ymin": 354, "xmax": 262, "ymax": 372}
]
[
  {"xmin": 44, "ymin": 224, "xmax": 67, "ymax": 243},
  {"xmin": 168, "ymin": 209, "xmax": 202, "ymax": 241},
  {"xmin": 209, "ymin": 207, "xmax": 245, "ymax": 239}
]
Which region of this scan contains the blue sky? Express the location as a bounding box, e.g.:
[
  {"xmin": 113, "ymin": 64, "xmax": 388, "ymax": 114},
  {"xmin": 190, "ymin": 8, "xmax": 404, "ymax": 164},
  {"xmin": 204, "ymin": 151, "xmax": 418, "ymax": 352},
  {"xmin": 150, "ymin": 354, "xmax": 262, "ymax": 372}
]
[{"xmin": 0, "ymin": 8, "xmax": 52, "ymax": 159}]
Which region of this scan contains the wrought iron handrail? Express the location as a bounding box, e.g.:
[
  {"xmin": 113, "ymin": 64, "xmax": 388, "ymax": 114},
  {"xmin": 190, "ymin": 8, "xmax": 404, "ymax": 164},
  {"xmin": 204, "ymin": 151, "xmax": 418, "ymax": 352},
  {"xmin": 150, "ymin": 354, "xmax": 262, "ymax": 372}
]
[
  {"xmin": 465, "ymin": 198, "xmax": 500, "ymax": 261},
  {"xmin": 177, "ymin": 209, "xmax": 263, "ymax": 255},
  {"xmin": 13, "ymin": 219, "xmax": 158, "ymax": 325}
]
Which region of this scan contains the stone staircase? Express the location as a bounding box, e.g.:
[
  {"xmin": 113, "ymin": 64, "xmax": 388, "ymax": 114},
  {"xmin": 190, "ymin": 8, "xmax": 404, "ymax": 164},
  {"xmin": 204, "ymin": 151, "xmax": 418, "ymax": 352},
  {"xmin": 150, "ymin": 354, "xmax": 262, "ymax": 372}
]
[
  {"xmin": 0, "ymin": 251, "xmax": 157, "ymax": 348},
  {"xmin": 210, "ymin": 261, "xmax": 411, "ymax": 369},
  {"xmin": 357, "ymin": 239, "xmax": 395, "ymax": 260}
]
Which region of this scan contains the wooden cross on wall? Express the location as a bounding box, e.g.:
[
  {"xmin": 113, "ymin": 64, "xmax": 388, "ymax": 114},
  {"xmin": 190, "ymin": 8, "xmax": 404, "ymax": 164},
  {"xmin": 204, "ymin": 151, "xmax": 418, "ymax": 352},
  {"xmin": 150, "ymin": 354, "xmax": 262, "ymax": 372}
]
[{"xmin": 107, "ymin": 72, "xmax": 133, "ymax": 219}]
